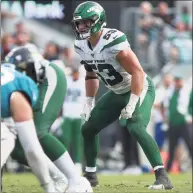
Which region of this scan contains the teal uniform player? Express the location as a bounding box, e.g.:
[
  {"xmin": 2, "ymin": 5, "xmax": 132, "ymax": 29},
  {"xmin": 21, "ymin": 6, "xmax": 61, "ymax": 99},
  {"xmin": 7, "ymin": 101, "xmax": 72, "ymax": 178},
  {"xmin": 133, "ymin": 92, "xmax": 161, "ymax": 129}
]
[{"xmin": 1, "ymin": 64, "xmax": 38, "ymax": 118}]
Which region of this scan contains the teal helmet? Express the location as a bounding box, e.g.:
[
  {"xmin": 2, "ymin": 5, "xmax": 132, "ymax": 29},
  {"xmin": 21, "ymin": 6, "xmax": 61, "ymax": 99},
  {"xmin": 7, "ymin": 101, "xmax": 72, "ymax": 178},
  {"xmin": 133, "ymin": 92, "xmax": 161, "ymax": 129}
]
[{"xmin": 71, "ymin": 1, "xmax": 106, "ymax": 40}]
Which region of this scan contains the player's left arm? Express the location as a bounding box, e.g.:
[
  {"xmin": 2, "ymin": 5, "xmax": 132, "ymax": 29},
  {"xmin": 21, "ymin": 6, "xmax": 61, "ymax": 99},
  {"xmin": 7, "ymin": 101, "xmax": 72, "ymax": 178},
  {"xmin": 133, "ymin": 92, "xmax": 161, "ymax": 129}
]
[
  {"xmin": 116, "ymin": 47, "xmax": 145, "ymax": 119},
  {"xmin": 116, "ymin": 48, "xmax": 145, "ymax": 97}
]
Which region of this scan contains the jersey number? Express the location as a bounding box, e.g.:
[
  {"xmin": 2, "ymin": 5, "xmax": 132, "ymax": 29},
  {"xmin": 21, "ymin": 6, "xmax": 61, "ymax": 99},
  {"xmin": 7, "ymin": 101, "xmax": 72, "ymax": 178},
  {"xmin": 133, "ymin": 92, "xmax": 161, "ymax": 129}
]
[
  {"xmin": 66, "ymin": 89, "xmax": 81, "ymax": 102},
  {"xmin": 90, "ymin": 64, "xmax": 123, "ymax": 86},
  {"xmin": 103, "ymin": 30, "xmax": 117, "ymax": 40},
  {"xmin": 1, "ymin": 68, "xmax": 14, "ymax": 86}
]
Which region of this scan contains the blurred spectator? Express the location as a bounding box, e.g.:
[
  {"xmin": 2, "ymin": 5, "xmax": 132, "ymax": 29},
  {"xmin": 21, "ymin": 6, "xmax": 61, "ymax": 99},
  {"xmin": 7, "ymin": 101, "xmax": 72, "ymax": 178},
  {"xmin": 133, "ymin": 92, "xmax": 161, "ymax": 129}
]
[
  {"xmin": 169, "ymin": 46, "xmax": 179, "ymax": 64},
  {"xmin": 44, "ymin": 41, "xmax": 60, "ymax": 61},
  {"xmin": 14, "ymin": 31, "xmax": 31, "ymax": 46},
  {"xmin": 138, "ymin": 1, "xmax": 159, "ymax": 43},
  {"xmin": 62, "ymin": 47, "xmax": 74, "ymax": 67},
  {"xmin": 165, "ymin": 76, "xmax": 192, "ymax": 172},
  {"xmin": 11, "ymin": 21, "xmax": 31, "ymax": 46},
  {"xmin": 12, "ymin": 21, "xmax": 27, "ymax": 38},
  {"xmin": 176, "ymin": 6, "xmax": 192, "ymax": 31},
  {"xmin": 153, "ymin": 74, "xmax": 174, "ymax": 151},
  {"xmin": 151, "ymin": 2, "xmax": 176, "ymax": 68},
  {"xmin": 54, "ymin": 67, "xmax": 85, "ymax": 174},
  {"xmin": 64, "ymin": 47, "xmax": 73, "ymax": 60},
  {"xmin": 137, "ymin": 2, "xmax": 153, "ymax": 59},
  {"xmin": 1, "ymin": 33, "xmax": 14, "ymax": 61},
  {"xmin": 140, "ymin": 1, "xmax": 153, "ymax": 15},
  {"xmin": 137, "ymin": 2, "xmax": 166, "ymax": 73},
  {"xmin": 153, "ymin": 2, "xmax": 175, "ymax": 27},
  {"xmin": 169, "ymin": 22, "xmax": 192, "ymax": 65},
  {"xmin": 61, "ymin": 47, "xmax": 84, "ymax": 76}
]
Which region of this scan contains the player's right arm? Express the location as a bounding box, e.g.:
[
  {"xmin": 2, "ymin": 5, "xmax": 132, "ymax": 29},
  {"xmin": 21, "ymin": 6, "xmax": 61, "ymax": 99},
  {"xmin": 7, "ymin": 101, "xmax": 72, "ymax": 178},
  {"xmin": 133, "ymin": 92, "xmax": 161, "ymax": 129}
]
[
  {"xmin": 85, "ymin": 71, "xmax": 99, "ymax": 97},
  {"xmin": 82, "ymin": 69, "xmax": 99, "ymax": 121},
  {"xmin": 74, "ymin": 41, "xmax": 99, "ymax": 121}
]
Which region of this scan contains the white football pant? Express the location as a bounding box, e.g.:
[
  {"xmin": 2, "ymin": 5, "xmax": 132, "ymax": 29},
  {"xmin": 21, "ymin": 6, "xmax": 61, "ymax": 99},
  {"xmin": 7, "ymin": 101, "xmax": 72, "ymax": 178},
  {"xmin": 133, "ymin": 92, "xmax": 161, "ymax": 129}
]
[{"xmin": 1, "ymin": 122, "xmax": 16, "ymax": 168}]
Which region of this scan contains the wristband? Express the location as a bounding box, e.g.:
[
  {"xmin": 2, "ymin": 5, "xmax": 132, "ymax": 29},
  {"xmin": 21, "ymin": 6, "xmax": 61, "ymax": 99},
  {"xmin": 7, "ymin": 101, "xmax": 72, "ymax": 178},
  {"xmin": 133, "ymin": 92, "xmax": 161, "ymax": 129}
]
[
  {"xmin": 86, "ymin": 97, "xmax": 95, "ymax": 106},
  {"xmin": 85, "ymin": 76, "xmax": 98, "ymax": 80},
  {"xmin": 128, "ymin": 93, "xmax": 140, "ymax": 107}
]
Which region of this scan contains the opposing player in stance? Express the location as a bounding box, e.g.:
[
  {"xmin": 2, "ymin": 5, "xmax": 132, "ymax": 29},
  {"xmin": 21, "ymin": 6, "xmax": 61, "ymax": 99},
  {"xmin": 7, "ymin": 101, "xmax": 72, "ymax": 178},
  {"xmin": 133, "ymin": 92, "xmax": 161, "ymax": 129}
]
[
  {"xmin": 71, "ymin": 1, "xmax": 173, "ymax": 190},
  {"xmin": 5, "ymin": 45, "xmax": 93, "ymax": 193},
  {"xmin": 1, "ymin": 65, "xmax": 58, "ymax": 192}
]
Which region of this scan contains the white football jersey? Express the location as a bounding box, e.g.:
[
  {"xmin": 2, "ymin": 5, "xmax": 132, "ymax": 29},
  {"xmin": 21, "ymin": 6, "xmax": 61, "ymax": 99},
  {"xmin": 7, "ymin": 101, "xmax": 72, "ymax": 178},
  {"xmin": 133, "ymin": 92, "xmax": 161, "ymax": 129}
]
[
  {"xmin": 74, "ymin": 28, "xmax": 148, "ymax": 95},
  {"xmin": 62, "ymin": 76, "xmax": 85, "ymax": 119}
]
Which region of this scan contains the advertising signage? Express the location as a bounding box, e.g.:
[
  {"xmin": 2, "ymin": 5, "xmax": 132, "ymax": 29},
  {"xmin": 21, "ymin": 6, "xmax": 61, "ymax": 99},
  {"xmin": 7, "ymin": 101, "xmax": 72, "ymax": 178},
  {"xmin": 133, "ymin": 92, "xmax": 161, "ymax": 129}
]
[{"xmin": 1, "ymin": 0, "xmax": 73, "ymax": 23}]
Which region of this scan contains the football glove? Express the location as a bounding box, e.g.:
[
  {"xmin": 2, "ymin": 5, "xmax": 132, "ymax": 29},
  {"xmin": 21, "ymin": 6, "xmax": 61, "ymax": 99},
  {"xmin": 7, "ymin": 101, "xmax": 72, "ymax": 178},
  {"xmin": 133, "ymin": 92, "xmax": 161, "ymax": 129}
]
[
  {"xmin": 120, "ymin": 93, "xmax": 139, "ymax": 119},
  {"xmin": 81, "ymin": 97, "xmax": 95, "ymax": 121}
]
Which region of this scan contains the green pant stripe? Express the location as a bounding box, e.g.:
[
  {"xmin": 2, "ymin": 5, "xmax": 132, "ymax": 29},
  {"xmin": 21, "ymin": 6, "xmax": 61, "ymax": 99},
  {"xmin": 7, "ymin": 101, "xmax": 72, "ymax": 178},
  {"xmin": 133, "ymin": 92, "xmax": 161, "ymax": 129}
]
[
  {"xmin": 42, "ymin": 65, "xmax": 58, "ymax": 113},
  {"xmin": 34, "ymin": 63, "xmax": 67, "ymax": 137}
]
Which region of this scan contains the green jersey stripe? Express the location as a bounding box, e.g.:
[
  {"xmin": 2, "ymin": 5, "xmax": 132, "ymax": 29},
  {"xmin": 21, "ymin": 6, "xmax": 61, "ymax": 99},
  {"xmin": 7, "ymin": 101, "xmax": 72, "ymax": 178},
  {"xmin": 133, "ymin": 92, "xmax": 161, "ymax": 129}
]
[{"xmin": 101, "ymin": 34, "xmax": 127, "ymax": 52}]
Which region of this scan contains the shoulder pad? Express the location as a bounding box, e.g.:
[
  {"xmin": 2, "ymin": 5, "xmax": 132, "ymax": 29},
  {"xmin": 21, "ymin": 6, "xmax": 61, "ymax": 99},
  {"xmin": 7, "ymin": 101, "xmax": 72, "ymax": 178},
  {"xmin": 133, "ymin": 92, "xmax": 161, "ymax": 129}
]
[
  {"xmin": 74, "ymin": 40, "xmax": 85, "ymax": 54},
  {"xmin": 100, "ymin": 28, "xmax": 129, "ymax": 52},
  {"xmin": 102, "ymin": 28, "xmax": 125, "ymax": 43}
]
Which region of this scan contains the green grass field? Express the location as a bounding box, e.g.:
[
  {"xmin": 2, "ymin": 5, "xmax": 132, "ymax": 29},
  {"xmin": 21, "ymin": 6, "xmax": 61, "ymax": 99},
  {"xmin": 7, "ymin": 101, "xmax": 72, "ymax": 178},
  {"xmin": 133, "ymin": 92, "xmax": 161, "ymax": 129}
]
[{"xmin": 3, "ymin": 173, "xmax": 192, "ymax": 193}]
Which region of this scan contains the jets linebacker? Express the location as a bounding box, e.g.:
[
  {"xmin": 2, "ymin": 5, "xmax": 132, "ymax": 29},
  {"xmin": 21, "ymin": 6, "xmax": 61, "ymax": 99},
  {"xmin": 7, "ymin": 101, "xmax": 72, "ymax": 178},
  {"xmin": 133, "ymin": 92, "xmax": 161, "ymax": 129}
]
[{"xmin": 71, "ymin": 1, "xmax": 173, "ymax": 190}]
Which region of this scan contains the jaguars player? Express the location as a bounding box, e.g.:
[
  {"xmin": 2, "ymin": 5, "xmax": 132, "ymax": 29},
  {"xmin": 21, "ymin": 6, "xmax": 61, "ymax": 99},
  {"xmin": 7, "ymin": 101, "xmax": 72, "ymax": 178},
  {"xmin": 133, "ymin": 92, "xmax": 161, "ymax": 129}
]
[
  {"xmin": 5, "ymin": 46, "xmax": 93, "ymax": 193},
  {"xmin": 71, "ymin": 1, "xmax": 173, "ymax": 190},
  {"xmin": 1, "ymin": 65, "xmax": 58, "ymax": 193}
]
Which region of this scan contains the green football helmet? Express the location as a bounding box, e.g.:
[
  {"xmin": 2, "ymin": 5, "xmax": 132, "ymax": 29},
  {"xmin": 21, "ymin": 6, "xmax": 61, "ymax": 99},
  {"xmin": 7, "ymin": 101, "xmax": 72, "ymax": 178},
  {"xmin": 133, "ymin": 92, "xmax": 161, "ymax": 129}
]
[{"xmin": 71, "ymin": 1, "xmax": 106, "ymax": 40}]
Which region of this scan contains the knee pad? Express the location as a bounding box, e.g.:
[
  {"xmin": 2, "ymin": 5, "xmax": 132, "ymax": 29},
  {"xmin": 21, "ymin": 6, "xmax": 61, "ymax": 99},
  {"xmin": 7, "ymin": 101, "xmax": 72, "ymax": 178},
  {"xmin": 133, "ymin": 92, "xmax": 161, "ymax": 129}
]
[
  {"xmin": 127, "ymin": 121, "xmax": 144, "ymax": 138},
  {"xmin": 81, "ymin": 123, "xmax": 96, "ymax": 138}
]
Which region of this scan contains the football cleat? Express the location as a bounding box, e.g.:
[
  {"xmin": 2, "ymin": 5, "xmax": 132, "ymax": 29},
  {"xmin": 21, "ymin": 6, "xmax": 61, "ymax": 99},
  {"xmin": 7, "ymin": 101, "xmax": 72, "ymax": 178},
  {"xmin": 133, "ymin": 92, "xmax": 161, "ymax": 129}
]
[
  {"xmin": 66, "ymin": 177, "xmax": 93, "ymax": 193},
  {"xmin": 148, "ymin": 168, "xmax": 173, "ymax": 190},
  {"xmin": 53, "ymin": 177, "xmax": 68, "ymax": 193},
  {"xmin": 43, "ymin": 181, "xmax": 57, "ymax": 193},
  {"xmin": 84, "ymin": 172, "xmax": 99, "ymax": 187}
]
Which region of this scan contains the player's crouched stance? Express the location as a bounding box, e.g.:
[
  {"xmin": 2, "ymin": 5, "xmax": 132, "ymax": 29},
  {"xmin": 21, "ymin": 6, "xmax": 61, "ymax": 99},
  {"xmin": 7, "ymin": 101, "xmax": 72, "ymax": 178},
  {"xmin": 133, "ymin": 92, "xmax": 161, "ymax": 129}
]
[
  {"xmin": 4, "ymin": 47, "xmax": 93, "ymax": 193},
  {"xmin": 71, "ymin": 1, "xmax": 173, "ymax": 191},
  {"xmin": 1, "ymin": 65, "xmax": 58, "ymax": 192}
]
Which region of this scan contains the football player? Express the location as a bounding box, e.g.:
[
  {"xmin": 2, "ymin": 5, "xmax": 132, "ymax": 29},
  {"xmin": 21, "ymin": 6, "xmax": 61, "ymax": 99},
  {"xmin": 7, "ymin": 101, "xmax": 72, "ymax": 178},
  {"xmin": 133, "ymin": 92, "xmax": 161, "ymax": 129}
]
[
  {"xmin": 5, "ymin": 45, "xmax": 93, "ymax": 193},
  {"xmin": 71, "ymin": 1, "xmax": 173, "ymax": 190},
  {"xmin": 1, "ymin": 65, "xmax": 57, "ymax": 192}
]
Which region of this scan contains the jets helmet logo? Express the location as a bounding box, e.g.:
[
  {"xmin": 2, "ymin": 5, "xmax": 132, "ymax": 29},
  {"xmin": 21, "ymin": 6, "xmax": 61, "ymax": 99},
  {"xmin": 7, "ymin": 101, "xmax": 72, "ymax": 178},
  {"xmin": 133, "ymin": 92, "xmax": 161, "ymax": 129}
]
[{"xmin": 87, "ymin": 6, "xmax": 101, "ymax": 13}]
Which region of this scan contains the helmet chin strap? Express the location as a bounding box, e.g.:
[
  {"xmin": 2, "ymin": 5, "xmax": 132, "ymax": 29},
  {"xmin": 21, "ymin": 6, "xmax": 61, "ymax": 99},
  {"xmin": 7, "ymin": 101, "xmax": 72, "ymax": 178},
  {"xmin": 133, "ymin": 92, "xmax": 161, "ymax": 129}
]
[
  {"xmin": 78, "ymin": 16, "xmax": 106, "ymax": 40},
  {"xmin": 79, "ymin": 22, "xmax": 107, "ymax": 40},
  {"xmin": 80, "ymin": 31, "xmax": 91, "ymax": 39}
]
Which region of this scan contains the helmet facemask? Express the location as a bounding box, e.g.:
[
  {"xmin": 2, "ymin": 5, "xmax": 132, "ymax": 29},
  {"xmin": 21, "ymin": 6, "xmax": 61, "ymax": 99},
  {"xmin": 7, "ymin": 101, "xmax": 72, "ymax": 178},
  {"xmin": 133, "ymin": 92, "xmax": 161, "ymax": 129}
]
[
  {"xmin": 72, "ymin": 14, "xmax": 104, "ymax": 40},
  {"xmin": 5, "ymin": 46, "xmax": 46, "ymax": 83},
  {"xmin": 72, "ymin": 1, "xmax": 107, "ymax": 40},
  {"xmin": 26, "ymin": 60, "xmax": 46, "ymax": 83}
]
